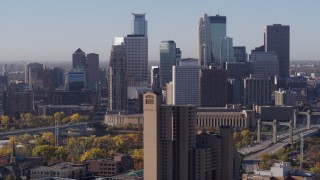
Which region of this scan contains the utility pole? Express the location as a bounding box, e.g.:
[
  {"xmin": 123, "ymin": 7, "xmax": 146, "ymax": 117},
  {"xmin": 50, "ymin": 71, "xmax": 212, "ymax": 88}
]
[
  {"xmin": 300, "ymin": 133, "xmax": 304, "ymax": 170},
  {"xmin": 55, "ymin": 120, "xmax": 59, "ymax": 146}
]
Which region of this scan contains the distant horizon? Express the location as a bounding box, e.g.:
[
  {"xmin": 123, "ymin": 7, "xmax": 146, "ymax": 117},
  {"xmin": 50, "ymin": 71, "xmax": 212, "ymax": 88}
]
[{"xmin": 1, "ymin": 0, "xmax": 320, "ymax": 62}]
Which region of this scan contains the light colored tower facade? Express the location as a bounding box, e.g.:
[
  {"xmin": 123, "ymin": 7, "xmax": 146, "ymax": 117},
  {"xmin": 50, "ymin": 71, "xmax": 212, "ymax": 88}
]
[
  {"xmin": 143, "ymin": 92, "xmax": 196, "ymax": 180},
  {"xmin": 108, "ymin": 45, "xmax": 127, "ymax": 112},
  {"xmin": 131, "ymin": 13, "xmax": 147, "ymax": 37},
  {"xmin": 198, "ymin": 13, "xmax": 212, "ymax": 66},
  {"xmin": 160, "ymin": 41, "xmax": 177, "ymax": 87},
  {"xmin": 264, "ymin": 24, "xmax": 290, "ymax": 78},
  {"xmin": 220, "ymin": 36, "xmax": 234, "ymax": 67},
  {"xmin": 124, "ymin": 35, "xmax": 148, "ymax": 84}
]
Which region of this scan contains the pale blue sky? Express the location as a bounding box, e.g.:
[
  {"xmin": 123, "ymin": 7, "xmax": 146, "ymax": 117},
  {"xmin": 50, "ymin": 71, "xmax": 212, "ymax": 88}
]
[{"xmin": 0, "ymin": 0, "xmax": 319, "ymax": 62}]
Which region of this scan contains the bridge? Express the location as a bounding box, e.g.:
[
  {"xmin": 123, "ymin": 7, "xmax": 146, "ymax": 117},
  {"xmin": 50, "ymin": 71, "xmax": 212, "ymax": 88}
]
[
  {"xmin": 240, "ymin": 110, "xmax": 320, "ymax": 156},
  {"xmin": 0, "ymin": 120, "xmax": 103, "ymax": 138}
]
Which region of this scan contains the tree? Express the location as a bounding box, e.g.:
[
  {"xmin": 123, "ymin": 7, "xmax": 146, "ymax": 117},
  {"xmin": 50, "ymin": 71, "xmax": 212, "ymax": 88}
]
[
  {"xmin": 70, "ymin": 113, "xmax": 80, "ymax": 123},
  {"xmin": 241, "ymin": 129, "xmax": 250, "ymax": 139},
  {"xmin": 54, "ymin": 146, "xmax": 69, "ymax": 161},
  {"xmin": 0, "ymin": 115, "xmax": 10, "ymax": 129},
  {"xmin": 311, "ymin": 162, "xmax": 320, "ymax": 174},
  {"xmin": 32, "ymin": 145, "xmax": 57, "ymax": 165},
  {"xmin": 4, "ymin": 173, "xmax": 16, "ymax": 180},
  {"xmin": 80, "ymin": 148, "xmax": 105, "ymax": 162},
  {"xmin": 233, "ymin": 132, "xmax": 239, "ymax": 141},
  {"xmin": 54, "ymin": 112, "xmax": 65, "ymax": 123},
  {"xmin": 42, "ymin": 132, "xmax": 55, "ymax": 146},
  {"xmin": 131, "ymin": 149, "xmax": 143, "ymax": 169}
]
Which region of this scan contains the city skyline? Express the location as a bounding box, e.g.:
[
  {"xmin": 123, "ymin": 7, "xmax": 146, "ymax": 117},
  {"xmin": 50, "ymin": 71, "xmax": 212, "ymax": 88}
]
[{"xmin": 1, "ymin": 0, "xmax": 320, "ymax": 62}]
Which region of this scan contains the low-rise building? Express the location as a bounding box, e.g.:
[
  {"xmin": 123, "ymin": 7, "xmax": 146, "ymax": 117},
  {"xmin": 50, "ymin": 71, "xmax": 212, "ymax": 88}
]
[
  {"xmin": 196, "ymin": 107, "xmax": 255, "ymax": 129},
  {"xmin": 85, "ymin": 155, "xmax": 134, "ymax": 177},
  {"xmin": 243, "ymin": 162, "xmax": 319, "ymax": 180},
  {"xmin": 30, "ymin": 162, "xmax": 86, "ymax": 180},
  {"xmin": 38, "ymin": 105, "xmax": 95, "ymax": 116},
  {"xmin": 105, "ymin": 169, "xmax": 143, "ymax": 180},
  {"xmin": 104, "ymin": 114, "xmax": 143, "ymax": 129}
]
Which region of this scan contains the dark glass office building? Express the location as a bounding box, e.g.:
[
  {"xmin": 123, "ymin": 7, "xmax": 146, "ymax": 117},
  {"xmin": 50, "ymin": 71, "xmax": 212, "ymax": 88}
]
[{"xmin": 265, "ymin": 24, "xmax": 290, "ymax": 78}]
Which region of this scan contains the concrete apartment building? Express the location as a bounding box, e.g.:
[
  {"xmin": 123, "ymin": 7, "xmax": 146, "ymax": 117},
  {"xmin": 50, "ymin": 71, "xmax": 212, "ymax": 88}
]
[
  {"xmin": 144, "ymin": 92, "xmax": 197, "ymax": 180},
  {"xmin": 143, "ymin": 92, "xmax": 241, "ymax": 180},
  {"xmin": 85, "ymin": 155, "xmax": 134, "ymax": 177}
]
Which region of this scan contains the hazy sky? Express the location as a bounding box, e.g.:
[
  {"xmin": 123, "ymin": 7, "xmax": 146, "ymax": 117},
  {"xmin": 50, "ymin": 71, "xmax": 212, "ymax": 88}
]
[{"xmin": 1, "ymin": 0, "xmax": 319, "ymax": 63}]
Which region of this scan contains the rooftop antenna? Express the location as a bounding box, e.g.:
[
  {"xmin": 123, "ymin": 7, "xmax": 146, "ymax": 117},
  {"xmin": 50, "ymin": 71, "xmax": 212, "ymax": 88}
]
[{"xmin": 218, "ymin": 8, "xmax": 220, "ymax": 15}]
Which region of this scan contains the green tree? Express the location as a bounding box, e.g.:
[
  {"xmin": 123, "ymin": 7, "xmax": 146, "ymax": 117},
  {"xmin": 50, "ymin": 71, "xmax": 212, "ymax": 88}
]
[
  {"xmin": 4, "ymin": 173, "xmax": 16, "ymax": 180},
  {"xmin": 54, "ymin": 112, "xmax": 65, "ymax": 123},
  {"xmin": 233, "ymin": 132, "xmax": 239, "ymax": 142},
  {"xmin": 32, "ymin": 145, "xmax": 57, "ymax": 165},
  {"xmin": 131, "ymin": 149, "xmax": 143, "ymax": 169},
  {"xmin": 80, "ymin": 148, "xmax": 105, "ymax": 162},
  {"xmin": 42, "ymin": 132, "xmax": 55, "ymax": 146},
  {"xmin": 0, "ymin": 115, "xmax": 10, "ymax": 130},
  {"xmin": 54, "ymin": 146, "xmax": 69, "ymax": 161},
  {"xmin": 70, "ymin": 113, "xmax": 80, "ymax": 123},
  {"xmin": 241, "ymin": 129, "xmax": 250, "ymax": 139},
  {"xmin": 311, "ymin": 162, "xmax": 320, "ymax": 174}
]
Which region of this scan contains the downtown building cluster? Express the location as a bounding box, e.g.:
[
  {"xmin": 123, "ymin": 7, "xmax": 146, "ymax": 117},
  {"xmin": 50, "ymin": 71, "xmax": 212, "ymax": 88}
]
[{"xmin": 1, "ymin": 10, "xmax": 312, "ymax": 180}]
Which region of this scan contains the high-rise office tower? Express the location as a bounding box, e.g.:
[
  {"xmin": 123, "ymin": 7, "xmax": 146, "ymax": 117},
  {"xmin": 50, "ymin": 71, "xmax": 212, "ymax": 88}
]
[
  {"xmin": 264, "ymin": 24, "xmax": 290, "ymax": 78},
  {"xmin": 131, "ymin": 13, "xmax": 147, "ymax": 37},
  {"xmin": 66, "ymin": 70, "xmax": 86, "ymax": 91},
  {"xmin": 53, "ymin": 67, "xmax": 65, "ymax": 88},
  {"xmin": 233, "ymin": 46, "xmax": 247, "ymax": 62},
  {"xmin": 124, "ymin": 35, "xmax": 148, "ymax": 84},
  {"xmin": 173, "ymin": 63, "xmax": 201, "ymax": 106},
  {"xmin": 159, "ymin": 41, "xmax": 179, "ymax": 87},
  {"xmin": 198, "ymin": 14, "xmax": 227, "ymax": 66},
  {"xmin": 72, "ymin": 48, "xmax": 86, "ymax": 69},
  {"xmin": 151, "ymin": 66, "xmax": 161, "ymax": 94},
  {"xmin": 210, "ymin": 15, "xmax": 227, "ymax": 65},
  {"xmin": 87, "ymin": 53, "xmax": 99, "ymax": 90},
  {"xmin": 143, "ymin": 92, "xmax": 196, "ymax": 180},
  {"xmin": 108, "ymin": 45, "xmax": 127, "ymax": 112},
  {"xmin": 198, "ymin": 13, "xmax": 212, "ymax": 66},
  {"xmin": 200, "ymin": 67, "xmax": 228, "ymax": 107},
  {"xmin": 251, "ymin": 51, "xmax": 279, "ymax": 77},
  {"xmin": 226, "ymin": 62, "xmax": 254, "ymax": 104},
  {"xmin": 25, "ymin": 62, "xmax": 46, "ymax": 90},
  {"xmin": 220, "ymin": 37, "xmax": 234, "ymax": 68},
  {"xmin": 244, "ymin": 74, "xmax": 272, "ymax": 107}
]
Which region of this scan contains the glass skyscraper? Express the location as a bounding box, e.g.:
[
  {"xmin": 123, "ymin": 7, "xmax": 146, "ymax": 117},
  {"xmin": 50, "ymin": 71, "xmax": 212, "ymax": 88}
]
[
  {"xmin": 198, "ymin": 14, "xmax": 226, "ymax": 66},
  {"xmin": 131, "ymin": 13, "xmax": 147, "ymax": 37},
  {"xmin": 264, "ymin": 24, "xmax": 290, "ymax": 78},
  {"xmin": 159, "ymin": 40, "xmax": 177, "ymax": 87}
]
